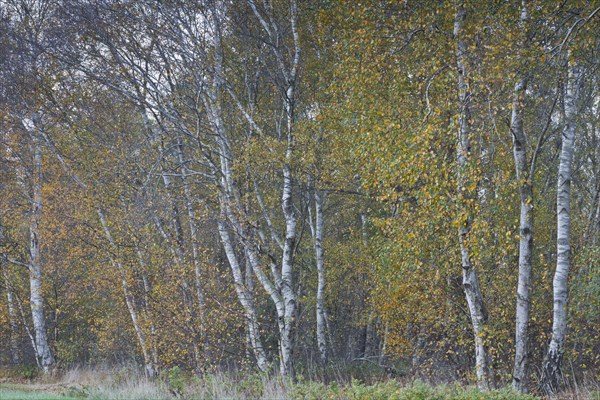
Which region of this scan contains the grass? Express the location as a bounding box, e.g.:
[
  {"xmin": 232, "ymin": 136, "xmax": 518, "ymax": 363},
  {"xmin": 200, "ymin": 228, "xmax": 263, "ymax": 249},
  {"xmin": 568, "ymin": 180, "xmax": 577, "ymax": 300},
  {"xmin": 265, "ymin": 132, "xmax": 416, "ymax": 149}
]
[
  {"xmin": 0, "ymin": 386, "xmax": 81, "ymax": 400},
  {"xmin": 1, "ymin": 366, "xmax": 598, "ymax": 400}
]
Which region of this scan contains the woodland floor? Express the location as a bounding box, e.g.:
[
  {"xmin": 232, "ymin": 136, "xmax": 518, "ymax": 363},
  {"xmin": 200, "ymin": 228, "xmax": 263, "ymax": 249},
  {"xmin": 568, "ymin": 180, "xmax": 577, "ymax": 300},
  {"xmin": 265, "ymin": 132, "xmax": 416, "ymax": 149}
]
[{"xmin": 0, "ymin": 370, "xmax": 598, "ymax": 400}]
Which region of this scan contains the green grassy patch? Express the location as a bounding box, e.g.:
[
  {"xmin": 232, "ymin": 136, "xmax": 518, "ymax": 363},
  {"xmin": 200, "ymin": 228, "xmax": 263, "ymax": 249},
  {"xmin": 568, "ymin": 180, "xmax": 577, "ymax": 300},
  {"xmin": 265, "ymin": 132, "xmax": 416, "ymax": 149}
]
[{"xmin": 0, "ymin": 384, "xmax": 82, "ymax": 400}]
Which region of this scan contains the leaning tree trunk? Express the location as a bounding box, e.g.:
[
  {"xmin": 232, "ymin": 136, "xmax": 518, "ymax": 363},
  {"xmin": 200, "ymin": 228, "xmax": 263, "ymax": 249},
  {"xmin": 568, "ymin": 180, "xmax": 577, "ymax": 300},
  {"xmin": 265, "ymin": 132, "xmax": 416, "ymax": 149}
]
[
  {"xmin": 98, "ymin": 210, "xmax": 155, "ymax": 378},
  {"xmin": 540, "ymin": 61, "xmax": 581, "ymax": 396},
  {"xmin": 454, "ymin": 2, "xmax": 490, "ymax": 390},
  {"xmin": 28, "ymin": 130, "xmax": 55, "ymax": 373},
  {"xmin": 218, "ymin": 218, "xmax": 269, "ymax": 371},
  {"xmin": 205, "ymin": 3, "xmax": 270, "ymax": 371}
]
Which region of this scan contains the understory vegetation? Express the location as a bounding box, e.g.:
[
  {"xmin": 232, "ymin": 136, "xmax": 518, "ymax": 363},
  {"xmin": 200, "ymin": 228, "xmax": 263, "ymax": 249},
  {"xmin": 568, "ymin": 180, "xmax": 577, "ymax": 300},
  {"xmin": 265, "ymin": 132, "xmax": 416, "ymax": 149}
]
[{"xmin": 4, "ymin": 365, "xmax": 595, "ymax": 400}]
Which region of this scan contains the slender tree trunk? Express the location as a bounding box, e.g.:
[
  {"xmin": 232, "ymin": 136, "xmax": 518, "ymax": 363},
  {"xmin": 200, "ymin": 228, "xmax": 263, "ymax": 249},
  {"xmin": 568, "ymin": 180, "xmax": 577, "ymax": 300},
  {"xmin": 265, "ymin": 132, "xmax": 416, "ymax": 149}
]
[
  {"xmin": 360, "ymin": 206, "xmax": 377, "ymax": 359},
  {"xmin": 454, "ymin": 3, "xmax": 490, "ymax": 390},
  {"xmin": 3, "ymin": 266, "xmax": 21, "ymax": 365},
  {"xmin": 204, "ymin": 1, "xmax": 273, "ymax": 373},
  {"xmin": 176, "ymin": 137, "xmax": 206, "ymax": 317},
  {"xmin": 98, "ymin": 210, "xmax": 155, "ymax": 377},
  {"xmin": 277, "ymin": 0, "xmax": 300, "ymax": 374},
  {"xmin": 217, "ymin": 218, "xmax": 269, "ymax": 371},
  {"xmin": 511, "ymin": 76, "xmax": 534, "ymax": 392},
  {"xmin": 28, "ymin": 131, "xmax": 55, "ymax": 373},
  {"xmin": 511, "ymin": 3, "xmax": 535, "ymax": 391},
  {"xmin": 314, "ymin": 189, "xmax": 327, "ymax": 364},
  {"xmin": 279, "ymin": 162, "xmax": 297, "ymax": 377},
  {"xmin": 540, "ymin": 61, "xmax": 581, "ymax": 395},
  {"xmin": 209, "ymin": 87, "xmax": 270, "ymax": 371},
  {"xmin": 379, "ymin": 323, "xmax": 389, "ymax": 365},
  {"xmin": 135, "ymin": 243, "xmax": 159, "ymax": 373},
  {"xmin": 16, "ymin": 291, "xmax": 40, "ymax": 368}
]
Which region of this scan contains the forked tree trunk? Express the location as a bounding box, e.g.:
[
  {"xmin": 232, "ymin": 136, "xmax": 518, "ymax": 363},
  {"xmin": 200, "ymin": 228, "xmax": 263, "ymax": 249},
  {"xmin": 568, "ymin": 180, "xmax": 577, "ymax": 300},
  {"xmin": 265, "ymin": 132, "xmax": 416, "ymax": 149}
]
[
  {"xmin": 245, "ymin": 0, "xmax": 301, "ymax": 376},
  {"xmin": 207, "ymin": 21, "xmax": 270, "ymax": 371},
  {"xmin": 454, "ymin": 2, "xmax": 490, "ymax": 390},
  {"xmin": 540, "ymin": 61, "xmax": 581, "ymax": 396}
]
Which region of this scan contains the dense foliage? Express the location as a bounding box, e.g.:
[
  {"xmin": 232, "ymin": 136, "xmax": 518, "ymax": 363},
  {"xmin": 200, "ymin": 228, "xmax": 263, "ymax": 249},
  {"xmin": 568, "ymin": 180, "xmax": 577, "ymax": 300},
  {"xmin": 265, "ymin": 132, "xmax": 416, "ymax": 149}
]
[{"xmin": 0, "ymin": 0, "xmax": 598, "ymax": 395}]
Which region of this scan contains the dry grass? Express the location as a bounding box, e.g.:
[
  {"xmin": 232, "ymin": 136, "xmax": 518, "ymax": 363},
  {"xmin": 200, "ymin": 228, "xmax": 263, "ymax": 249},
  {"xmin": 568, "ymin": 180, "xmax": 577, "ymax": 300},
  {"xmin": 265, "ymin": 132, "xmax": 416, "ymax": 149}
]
[{"xmin": 1, "ymin": 365, "xmax": 598, "ymax": 399}]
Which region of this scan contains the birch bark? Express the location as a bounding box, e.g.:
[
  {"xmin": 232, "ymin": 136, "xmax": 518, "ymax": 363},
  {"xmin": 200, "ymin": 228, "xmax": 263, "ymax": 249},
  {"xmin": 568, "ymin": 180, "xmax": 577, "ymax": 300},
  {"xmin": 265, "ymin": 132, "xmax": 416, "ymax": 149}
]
[
  {"xmin": 511, "ymin": 75, "xmax": 534, "ymax": 391},
  {"xmin": 454, "ymin": 2, "xmax": 490, "ymax": 390},
  {"xmin": 242, "ymin": 0, "xmax": 301, "ymax": 376},
  {"xmin": 28, "ymin": 128, "xmax": 55, "ymax": 373},
  {"xmin": 540, "ymin": 61, "xmax": 581, "ymax": 395},
  {"xmin": 201, "ymin": 0, "xmax": 304, "ymax": 374},
  {"xmin": 314, "ymin": 190, "xmax": 327, "ymax": 364},
  {"xmin": 203, "ymin": 2, "xmax": 270, "ymax": 371},
  {"xmin": 511, "ymin": 3, "xmax": 535, "ymax": 390},
  {"xmin": 218, "ymin": 218, "xmax": 269, "ymax": 371}
]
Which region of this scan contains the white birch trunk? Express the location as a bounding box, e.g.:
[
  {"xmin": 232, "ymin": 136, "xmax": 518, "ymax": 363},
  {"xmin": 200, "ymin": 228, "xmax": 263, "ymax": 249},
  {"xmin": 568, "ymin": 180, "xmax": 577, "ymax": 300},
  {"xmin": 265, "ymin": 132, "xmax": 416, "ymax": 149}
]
[
  {"xmin": 249, "ymin": 0, "xmax": 300, "ymax": 376},
  {"xmin": 279, "ymin": 161, "xmax": 297, "ymax": 376},
  {"xmin": 454, "ymin": 3, "xmax": 490, "ymax": 390},
  {"xmin": 314, "ymin": 190, "xmax": 327, "ymax": 364},
  {"xmin": 203, "ymin": 1, "xmax": 272, "ymax": 372},
  {"xmin": 511, "ymin": 76, "xmax": 534, "ymax": 392},
  {"xmin": 360, "ymin": 208, "xmax": 377, "ymax": 359},
  {"xmin": 217, "ymin": 218, "xmax": 269, "ymax": 371},
  {"xmin": 511, "ymin": 3, "xmax": 534, "ymax": 390},
  {"xmin": 204, "ymin": 0, "xmax": 301, "ymax": 375},
  {"xmin": 540, "ymin": 61, "xmax": 581, "ymax": 395},
  {"xmin": 28, "ymin": 131, "xmax": 55, "ymax": 373}
]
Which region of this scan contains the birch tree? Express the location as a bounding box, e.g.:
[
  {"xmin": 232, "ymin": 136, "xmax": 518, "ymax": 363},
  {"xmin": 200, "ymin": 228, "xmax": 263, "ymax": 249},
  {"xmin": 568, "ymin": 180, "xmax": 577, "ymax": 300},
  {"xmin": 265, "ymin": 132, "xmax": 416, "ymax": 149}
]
[
  {"xmin": 540, "ymin": 59, "xmax": 582, "ymax": 395},
  {"xmin": 510, "ymin": 3, "xmax": 534, "ymax": 391},
  {"xmin": 0, "ymin": 0, "xmax": 60, "ymax": 371},
  {"xmin": 199, "ymin": 0, "xmax": 303, "ymax": 375},
  {"xmin": 308, "ymin": 186, "xmax": 327, "ymax": 364},
  {"xmin": 26, "ymin": 120, "xmax": 55, "ymax": 373},
  {"xmin": 454, "ymin": 1, "xmax": 490, "ymax": 390}
]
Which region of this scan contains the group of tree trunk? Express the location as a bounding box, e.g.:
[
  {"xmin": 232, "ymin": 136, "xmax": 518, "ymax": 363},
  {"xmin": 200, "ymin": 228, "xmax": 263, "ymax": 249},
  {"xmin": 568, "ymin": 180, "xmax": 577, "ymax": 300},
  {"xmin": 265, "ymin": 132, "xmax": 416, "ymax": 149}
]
[{"xmin": 0, "ymin": 0, "xmax": 598, "ymax": 395}]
